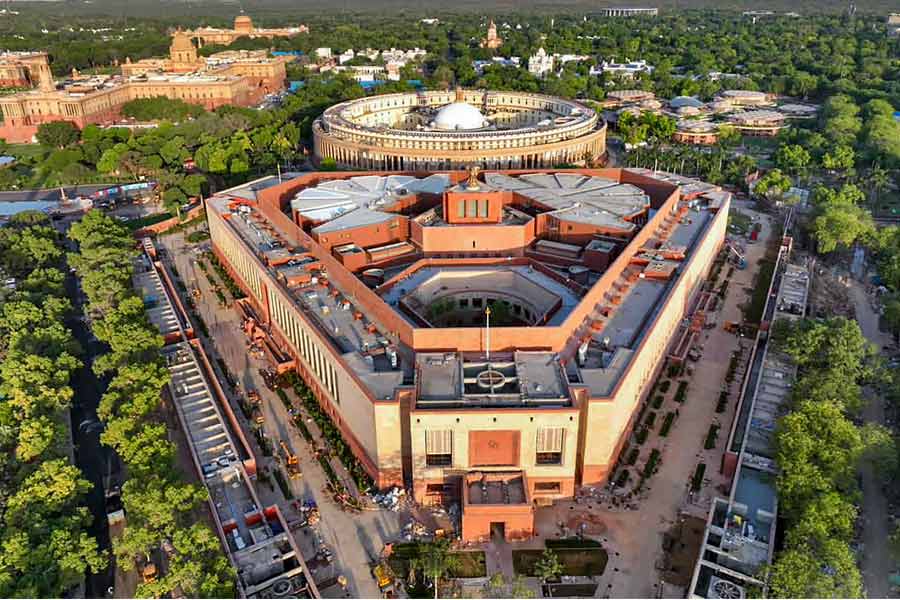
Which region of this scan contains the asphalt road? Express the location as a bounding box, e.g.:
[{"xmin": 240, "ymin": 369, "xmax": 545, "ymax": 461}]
[
  {"xmin": 0, "ymin": 184, "xmax": 122, "ymax": 203},
  {"xmin": 63, "ymin": 235, "xmax": 116, "ymax": 598}
]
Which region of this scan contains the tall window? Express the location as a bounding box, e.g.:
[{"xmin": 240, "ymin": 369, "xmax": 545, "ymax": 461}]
[
  {"xmin": 467, "ymin": 199, "xmax": 478, "ymax": 218},
  {"xmin": 425, "ymin": 430, "xmax": 453, "ymax": 467},
  {"xmin": 478, "ymin": 199, "xmax": 489, "ymax": 218},
  {"xmin": 536, "ymin": 427, "xmax": 564, "ymax": 465},
  {"xmin": 457, "ymin": 199, "xmax": 465, "ymax": 218}
]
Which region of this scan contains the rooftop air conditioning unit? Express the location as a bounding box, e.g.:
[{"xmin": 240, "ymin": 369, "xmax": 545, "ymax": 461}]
[
  {"xmin": 271, "ymin": 579, "xmax": 292, "ymax": 597},
  {"xmin": 709, "ymin": 577, "xmax": 745, "ymax": 600}
]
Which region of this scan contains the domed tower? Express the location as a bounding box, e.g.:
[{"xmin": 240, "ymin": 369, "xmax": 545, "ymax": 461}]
[
  {"xmin": 234, "ymin": 14, "xmax": 254, "ymax": 35},
  {"xmin": 169, "ymin": 30, "xmax": 199, "ymax": 69}
]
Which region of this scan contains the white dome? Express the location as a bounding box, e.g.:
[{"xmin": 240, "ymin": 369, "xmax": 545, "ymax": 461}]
[{"xmin": 431, "ymin": 102, "xmax": 488, "ymax": 130}]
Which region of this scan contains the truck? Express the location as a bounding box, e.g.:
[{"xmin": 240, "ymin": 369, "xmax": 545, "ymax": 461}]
[
  {"xmin": 372, "ymin": 562, "xmax": 395, "ymax": 596},
  {"xmin": 280, "ymin": 440, "xmax": 302, "ymax": 479}
]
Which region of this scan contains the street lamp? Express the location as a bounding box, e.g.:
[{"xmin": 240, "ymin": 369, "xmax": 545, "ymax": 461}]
[{"xmin": 485, "ymin": 306, "xmax": 491, "ymax": 362}]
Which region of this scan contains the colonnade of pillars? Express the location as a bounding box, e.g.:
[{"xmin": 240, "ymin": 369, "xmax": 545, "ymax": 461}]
[{"xmin": 315, "ymin": 137, "xmax": 605, "ymax": 171}]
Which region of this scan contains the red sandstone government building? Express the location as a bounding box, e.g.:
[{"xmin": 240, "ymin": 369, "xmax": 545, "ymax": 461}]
[
  {"xmin": 207, "ymin": 166, "xmax": 728, "ymax": 541},
  {"xmin": 0, "ymin": 21, "xmax": 293, "ymax": 142}
]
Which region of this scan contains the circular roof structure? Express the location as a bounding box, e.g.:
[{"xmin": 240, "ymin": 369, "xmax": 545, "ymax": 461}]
[
  {"xmin": 432, "ymin": 102, "xmax": 489, "ymax": 131},
  {"xmin": 669, "ymin": 96, "xmax": 705, "ymax": 109}
]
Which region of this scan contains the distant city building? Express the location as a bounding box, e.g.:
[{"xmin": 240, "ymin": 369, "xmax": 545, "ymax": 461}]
[
  {"xmin": 889, "ymin": 13, "xmax": 900, "ymax": 36},
  {"xmin": 313, "ymin": 88, "xmax": 606, "ymax": 170},
  {"xmin": 727, "ymin": 109, "xmax": 786, "ymax": 136},
  {"xmin": 473, "ymin": 56, "xmax": 521, "ymax": 74},
  {"xmin": 715, "ymin": 89, "xmax": 774, "ymax": 107},
  {"xmin": 184, "ymin": 14, "xmax": 307, "ymax": 46},
  {"xmin": 597, "ymin": 7, "xmax": 658, "ymax": 16},
  {"xmin": 606, "ymin": 89, "xmax": 656, "ymax": 105},
  {"xmin": 600, "ymin": 59, "xmax": 653, "ymax": 78},
  {"xmin": 0, "ymin": 30, "xmax": 292, "ymax": 142},
  {"xmin": 0, "ymin": 51, "xmax": 55, "ymax": 89},
  {"xmin": 528, "ymin": 48, "xmax": 554, "ymax": 78},
  {"xmin": 337, "ymin": 49, "xmax": 355, "ymax": 65},
  {"xmin": 673, "ymin": 120, "xmax": 719, "ymax": 145},
  {"xmin": 481, "ymin": 19, "xmax": 503, "ymax": 49}
]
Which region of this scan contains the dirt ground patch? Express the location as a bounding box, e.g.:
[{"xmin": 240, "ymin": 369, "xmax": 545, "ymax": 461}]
[{"xmin": 659, "ymin": 515, "xmax": 707, "ymax": 587}]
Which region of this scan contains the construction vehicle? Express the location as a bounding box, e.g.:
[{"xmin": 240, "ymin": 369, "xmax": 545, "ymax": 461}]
[
  {"xmin": 726, "ymin": 241, "xmax": 747, "ymax": 269},
  {"xmin": 138, "ymin": 557, "xmax": 158, "ymax": 584},
  {"xmin": 372, "ymin": 562, "xmax": 395, "ymax": 596},
  {"xmin": 280, "ymin": 440, "xmax": 302, "ymax": 479},
  {"xmin": 250, "ymin": 405, "xmax": 265, "ymax": 426}
]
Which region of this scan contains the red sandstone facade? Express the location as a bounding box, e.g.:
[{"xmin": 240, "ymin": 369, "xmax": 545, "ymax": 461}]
[{"xmin": 206, "ymin": 168, "xmax": 729, "ymax": 540}]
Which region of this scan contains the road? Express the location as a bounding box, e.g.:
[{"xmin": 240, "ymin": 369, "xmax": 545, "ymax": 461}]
[
  {"xmin": 0, "ymin": 184, "xmax": 122, "ymax": 203},
  {"xmin": 63, "ymin": 234, "xmax": 116, "ymax": 598},
  {"xmin": 849, "ymin": 281, "xmax": 893, "ymax": 598},
  {"xmin": 158, "ymin": 231, "xmax": 403, "ymax": 599}
]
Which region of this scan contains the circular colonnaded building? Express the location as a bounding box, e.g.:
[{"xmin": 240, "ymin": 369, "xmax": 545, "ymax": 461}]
[{"xmin": 313, "ymin": 88, "xmax": 607, "ymax": 171}]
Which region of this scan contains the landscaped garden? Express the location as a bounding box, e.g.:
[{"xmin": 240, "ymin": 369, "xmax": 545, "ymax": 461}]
[
  {"xmin": 387, "ymin": 542, "xmax": 487, "ymax": 580},
  {"xmin": 512, "ymin": 539, "xmax": 608, "ymax": 577}
]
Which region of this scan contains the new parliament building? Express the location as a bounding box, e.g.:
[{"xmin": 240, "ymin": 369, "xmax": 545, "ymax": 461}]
[{"xmin": 206, "ymin": 164, "xmax": 729, "ymax": 541}]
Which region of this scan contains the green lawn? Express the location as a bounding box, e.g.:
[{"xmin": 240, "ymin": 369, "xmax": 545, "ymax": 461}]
[
  {"xmin": 743, "ymin": 258, "xmax": 775, "ymax": 324},
  {"xmin": 125, "ymin": 211, "xmax": 173, "ymax": 231},
  {"xmin": 512, "ymin": 546, "xmax": 608, "ymax": 577},
  {"xmin": 728, "ymin": 210, "xmax": 752, "ymax": 235},
  {"xmin": 7, "ymin": 143, "xmax": 46, "ymax": 159}
]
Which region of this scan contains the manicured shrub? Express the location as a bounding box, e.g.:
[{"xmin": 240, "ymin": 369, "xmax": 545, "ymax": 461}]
[
  {"xmin": 704, "ymin": 424, "xmax": 720, "ymax": 449},
  {"xmin": 642, "ymin": 449, "xmax": 661, "ymax": 478},
  {"xmin": 716, "ymin": 391, "xmax": 728, "ymax": 413},
  {"xmin": 659, "ymin": 380, "xmax": 671, "ymax": 394},
  {"xmin": 627, "ymin": 447, "xmax": 639, "ymax": 465},
  {"xmin": 674, "ymin": 381, "xmax": 689, "ymax": 403},
  {"xmin": 691, "ymin": 463, "xmax": 706, "ymax": 492},
  {"xmin": 615, "ymin": 469, "xmax": 630, "ymax": 487},
  {"xmin": 659, "ymin": 411, "xmax": 676, "ymax": 436}
]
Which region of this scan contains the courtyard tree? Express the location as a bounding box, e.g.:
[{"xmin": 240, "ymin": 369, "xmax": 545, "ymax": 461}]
[
  {"xmin": 534, "ymin": 548, "xmax": 563, "ymax": 583},
  {"xmin": 416, "ymin": 540, "xmax": 461, "ymax": 600}
]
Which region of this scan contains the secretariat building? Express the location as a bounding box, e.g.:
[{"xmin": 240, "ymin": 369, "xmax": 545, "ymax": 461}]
[
  {"xmin": 313, "ymin": 88, "xmax": 607, "ymax": 170},
  {"xmin": 206, "ymin": 166, "xmax": 728, "ymax": 542}
]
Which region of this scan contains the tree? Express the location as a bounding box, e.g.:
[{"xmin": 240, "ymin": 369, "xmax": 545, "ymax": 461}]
[
  {"xmin": 859, "ymin": 422, "xmax": 898, "ymax": 482},
  {"xmin": 416, "ymin": 540, "xmax": 461, "ymax": 600},
  {"xmin": 775, "ymin": 399, "xmax": 862, "ymax": 516},
  {"xmin": 812, "ymin": 201, "xmax": 873, "ymax": 253},
  {"xmin": 768, "ymin": 539, "xmax": 862, "ymax": 599},
  {"xmin": 786, "ymin": 491, "xmax": 857, "ymax": 549},
  {"xmin": 716, "ymin": 124, "xmax": 741, "ymax": 149},
  {"xmin": 821, "ymin": 144, "xmax": 855, "ymax": 173},
  {"xmin": 534, "ymin": 548, "xmax": 563, "ymax": 582},
  {"xmin": 35, "ymin": 121, "xmax": 81, "ymax": 149},
  {"xmin": 752, "ymin": 169, "xmax": 791, "ymax": 203},
  {"xmin": 773, "ymin": 144, "xmax": 811, "ymax": 176}
]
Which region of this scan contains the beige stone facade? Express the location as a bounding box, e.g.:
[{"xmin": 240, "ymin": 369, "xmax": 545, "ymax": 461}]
[
  {"xmin": 0, "ymin": 32, "xmax": 290, "ymax": 142},
  {"xmin": 313, "ymin": 90, "xmax": 607, "ymax": 170},
  {"xmin": 186, "ymin": 14, "xmax": 308, "ymax": 46},
  {"xmin": 205, "ymin": 167, "xmax": 728, "ymax": 540}
]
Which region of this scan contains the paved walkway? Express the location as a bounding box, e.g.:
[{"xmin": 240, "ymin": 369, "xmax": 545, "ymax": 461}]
[
  {"xmin": 159, "ymin": 231, "xmax": 402, "ymax": 599},
  {"xmin": 849, "ymin": 281, "xmax": 894, "ymax": 598},
  {"xmin": 548, "ymin": 204, "xmax": 776, "ymax": 598}
]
